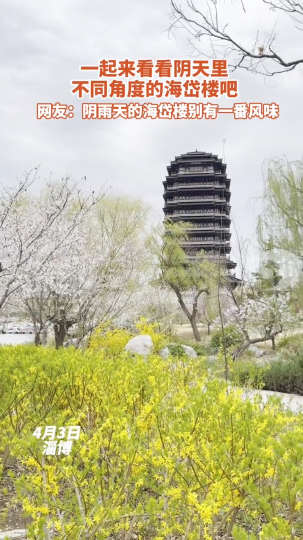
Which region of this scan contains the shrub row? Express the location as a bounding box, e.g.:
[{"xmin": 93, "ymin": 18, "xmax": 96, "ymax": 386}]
[
  {"xmin": 232, "ymin": 333, "xmax": 303, "ymax": 395},
  {"xmin": 233, "ymin": 354, "xmax": 303, "ymax": 396}
]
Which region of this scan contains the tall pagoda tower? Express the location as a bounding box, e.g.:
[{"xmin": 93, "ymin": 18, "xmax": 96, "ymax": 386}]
[{"xmin": 163, "ymin": 151, "xmax": 237, "ymax": 272}]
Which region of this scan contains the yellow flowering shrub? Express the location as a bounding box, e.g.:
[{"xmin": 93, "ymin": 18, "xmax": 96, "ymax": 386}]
[
  {"xmin": 135, "ymin": 316, "xmax": 168, "ymax": 352},
  {"xmin": 89, "ymin": 317, "xmax": 168, "ymax": 355},
  {"xmin": 0, "ymin": 345, "xmax": 303, "ymax": 539},
  {"xmin": 88, "ymin": 321, "xmax": 132, "ymax": 354}
]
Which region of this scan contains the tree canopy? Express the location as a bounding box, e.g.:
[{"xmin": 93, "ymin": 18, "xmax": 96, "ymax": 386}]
[
  {"xmin": 150, "ymin": 220, "xmax": 224, "ymax": 341},
  {"xmin": 257, "ymin": 158, "xmax": 303, "ymax": 259}
]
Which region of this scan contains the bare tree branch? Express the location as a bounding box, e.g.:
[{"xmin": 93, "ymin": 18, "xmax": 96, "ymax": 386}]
[{"xmin": 169, "ymin": 0, "xmax": 303, "ymax": 76}]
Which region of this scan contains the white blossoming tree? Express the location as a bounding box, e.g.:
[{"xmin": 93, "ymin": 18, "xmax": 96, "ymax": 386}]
[
  {"xmin": 0, "ymin": 169, "xmax": 101, "ymax": 319},
  {"xmin": 217, "ymin": 292, "xmax": 298, "ymax": 359},
  {"xmin": 16, "ymin": 194, "xmax": 152, "ymax": 348}
]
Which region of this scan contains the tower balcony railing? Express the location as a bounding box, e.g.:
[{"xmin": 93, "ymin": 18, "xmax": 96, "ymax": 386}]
[
  {"xmin": 166, "ymin": 182, "xmax": 226, "ymax": 189},
  {"xmin": 168, "ymin": 171, "xmax": 213, "ymax": 177},
  {"xmin": 181, "ymin": 239, "xmax": 231, "ymax": 245},
  {"xmin": 170, "ymin": 209, "xmax": 227, "ymax": 215},
  {"xmin": 178, "ymin": 167, "xmax": 214, "ymax": 174},
  {"xmin": 184, "ymin": 224, "xmax": 230, "ymax": 230},
  {"xmin": 168, "ymin": 169, "xmax": 225, "ymax": 177},
  {"xmin": 177, "ymin": 181, "xmax": 221, "ymax": 186},
  {"xmin": 183, "ymin": 238, "xmax": 230, "ymax": 242},
  {"xmin": 187, "ymin": 251, "xmax": 231, "ymax": 259},
  {"xmin": 167, "ymin": 196, "xmax": 227, "ymax": 202}
]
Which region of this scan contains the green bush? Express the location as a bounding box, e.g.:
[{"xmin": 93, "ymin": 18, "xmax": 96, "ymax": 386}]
[
  {"xmin": 191, "ymin": 343, "xmax": 209, "ymax": 356},
  {"xmin": 169, "ymin": 335, "xmax": 210, "ymax": 356},
  {"xmin": 166, "ymin": 342, "xmax": 209, "ymax": 357},
  {"xmin": 233, "ymin": 352, "xmax": 303, "ymax": 395},
  {"xmin": 276, "ymin": 335, "xmax": 292, "ymax": 350},
  {"xmin": 263, "ymin": 355, "xmax": 303, "ymax": 395},
  {"xmin": 210, "ymin": 325, "xmax": 243, "ymax": 352},
  {"xmin": 231, "ymin": 359, "xmax": 266, "ymax": 390},
  {"xmin": 180, "ymin": 341, "xmax": 209, "ymax": 356},
  {"xmin": 276, "ymin": 333, "xmax": 303, "ymax": 353},
  {"xmin": 167, "ymin": 343, "xmax": 187, "ymax": 357}
]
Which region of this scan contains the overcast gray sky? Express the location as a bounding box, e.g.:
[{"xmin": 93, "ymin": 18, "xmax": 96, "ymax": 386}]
[{"xmin": 1, "ymin": 0, "xmax": 302, "ymax": 275}]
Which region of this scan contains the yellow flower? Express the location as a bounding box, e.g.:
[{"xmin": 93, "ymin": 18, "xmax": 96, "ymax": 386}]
[{"xmin": 265, "ymin": 467, "xmax": 275, "ymax": 478}]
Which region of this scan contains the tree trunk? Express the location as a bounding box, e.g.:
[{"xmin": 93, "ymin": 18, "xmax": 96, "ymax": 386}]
[
  {"xmin": 271, "ymin": 335, "xmax": 276, "ymax": 350},
  {"xmin": 32, "ymin": 318, "xmax": 41, "ymax": 346},
  {"xmin": 233, "ymin": 332, "xmax": 281, "ymax": 360},
  {"xmin": 54, "ymin": 323, "xmax": 66, "ymax": 349},
  {"xmin": 53, "ymin": 319, "xmax": 75, "ymax": 349},
  {"xmin": 207, "ymin": 323, "xmax": 210, "ymax": 335},
  {"xmin": 171, "ymin": 285, "xmax": 204, "ymax": 342},
  {"xmin": 190, "ymin": 316, "xmax": 201, "ymax": 342},
  {"xmin": 232, "ymin": 340, "xmax": 252, "ymax": 360},
  {"xmin": 42, "ymin": 327, "xmax": 48, "ymax": 347},
  {"xmin": 34, "ymin": 332, "xmax": 42, "ymax": 346}
]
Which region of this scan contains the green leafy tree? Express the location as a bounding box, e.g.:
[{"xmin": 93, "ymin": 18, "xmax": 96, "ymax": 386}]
[
  {"xmin": 198, "ymin": 289, "xmax": 221, "ymax": 335},
  {"xmin": 252, "ymin": 260, "xmax": 283, "ymax": 295},
  {"xmin": 150, "ymin": 221, "xmax": 224, "ymax": 342},
  {"xmin": 258, "ymin": 158, "xmax": 303, "ymax": 258}
]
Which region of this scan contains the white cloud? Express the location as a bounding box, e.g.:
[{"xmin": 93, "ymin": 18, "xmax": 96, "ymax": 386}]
[{"xmin": 0, "ymin": 0, "xmax": 302, "ymax": 276}]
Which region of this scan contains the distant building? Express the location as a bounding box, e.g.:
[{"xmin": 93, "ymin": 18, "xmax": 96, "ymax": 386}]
[{"xmin": 163, "ymin": 150, "xmax": 240, "ymax": 285}]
